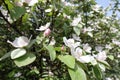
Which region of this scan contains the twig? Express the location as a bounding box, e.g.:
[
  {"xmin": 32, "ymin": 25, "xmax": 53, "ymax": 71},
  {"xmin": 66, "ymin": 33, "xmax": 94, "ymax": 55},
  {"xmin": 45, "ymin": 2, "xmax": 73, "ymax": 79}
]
[{"xmin": 0, "ymin": 11, "xmax": 22, "ymax": 35}]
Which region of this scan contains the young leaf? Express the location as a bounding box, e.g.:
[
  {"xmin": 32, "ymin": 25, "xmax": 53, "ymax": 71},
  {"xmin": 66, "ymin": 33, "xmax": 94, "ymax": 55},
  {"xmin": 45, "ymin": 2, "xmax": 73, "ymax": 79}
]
[
  {"xmin": 98, "ymin": 61, "xmax": 111, "ymax": 69},
  {"xmin": 68, "ymin": 64, "xmax": 87, "ymax": 80},
  {"xmin": 58, "ymin": 55, "xmax": 75, "ymax": 69},
  {"xmin": 44, "ymin": 44, "xmax": 56, "ymax": 61},
  {"xmin": 11, "ymin": 48, "xmax": 26, "ymax": 59},
  {"xmin": 0, "ymin": 52, "xmax": 11, "ymax": 61},
  {"xmin": 92, "ymin": 65, "xmax": 103, "ymax": 80},
  {"xmin": 14, "ymin": 53, "xmax": 36, "ymax": 67}
]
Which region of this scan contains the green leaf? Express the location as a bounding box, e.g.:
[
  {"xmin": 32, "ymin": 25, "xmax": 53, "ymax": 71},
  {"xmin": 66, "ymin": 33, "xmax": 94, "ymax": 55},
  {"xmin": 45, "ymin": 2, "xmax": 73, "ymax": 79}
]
[
  {"xmin": 10, "ymin": 6, "xmax": 26, "ymax": 20},
  {"xmin": 58, "ymin": 55, "xmax": 75, "ymax": 69},
  {"xmin": 73, "ymin": 24, "xmax": 82, "ymax": 36},
  {"xmin": 44, "ymin": 44, "xmax": 56, "ymax": 61},
  {"xmin": 27, "ymin": 39, "xmax": 36, "ymax": 48},
  {"xmin": 98, "ymin": 61, "xmax": 111, "ymax": 69},
  {"xmin": 92, "ymin": 65, "xmax": 103, "ymax": 80},
  {"xmin": 76, "ymin": 61, "xmax": 88, "ymax": 71},
  {"xmin": 14, "ymin": 53, "xmax": 36, "ymax": 67},
  {"xmin": 0, "ymin": 52, "xmax": 11, "ymax": 61},
  {"xmin": 108, "ymin": 55, "xmax": 114, "ymax": 60},
  {"xmin": 68, "ymin": 64, "xmax": 87, "ymax": 80},
  {"xmin": 11, "ymin": 48, "xmax": 26, "ymax": 59},
  {"xmin": 31, "ymin": 12, "xmax": 39, "ymax": 27}
]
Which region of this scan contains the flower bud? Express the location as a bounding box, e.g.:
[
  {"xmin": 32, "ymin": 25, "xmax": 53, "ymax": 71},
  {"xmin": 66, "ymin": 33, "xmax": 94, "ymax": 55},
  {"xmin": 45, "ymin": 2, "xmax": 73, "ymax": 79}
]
[
  {"xmin": 43, "ymin": 28, "xmax": 51, "ymax": 37},
  {"xmin": 61, "ymin": 45, "xmax": 65, "ymax": 51}
]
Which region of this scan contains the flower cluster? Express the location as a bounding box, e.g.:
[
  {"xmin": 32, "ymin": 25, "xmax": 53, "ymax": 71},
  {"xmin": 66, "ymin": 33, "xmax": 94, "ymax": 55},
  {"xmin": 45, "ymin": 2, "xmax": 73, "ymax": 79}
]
[{"xmin": 63, "ymin": 34, "xmax": 107, "ymax": 65}]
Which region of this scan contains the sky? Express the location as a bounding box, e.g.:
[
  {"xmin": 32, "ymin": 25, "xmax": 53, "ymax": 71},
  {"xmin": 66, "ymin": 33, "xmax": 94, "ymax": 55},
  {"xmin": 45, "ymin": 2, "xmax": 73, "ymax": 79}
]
[
  {"xmin": 96, "ymin": 0, "xmax": 110, "ymax": 8},
  {"xmin": 96, "ymin": 0, "xmax": 120, "ymax": 18}
]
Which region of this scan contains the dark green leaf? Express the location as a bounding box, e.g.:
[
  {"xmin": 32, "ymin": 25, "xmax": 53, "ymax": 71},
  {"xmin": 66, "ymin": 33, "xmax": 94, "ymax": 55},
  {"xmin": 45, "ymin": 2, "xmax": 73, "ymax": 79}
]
[{"xmin": 92, "ymin": 65, "xmax": 103, "ymax": 80}]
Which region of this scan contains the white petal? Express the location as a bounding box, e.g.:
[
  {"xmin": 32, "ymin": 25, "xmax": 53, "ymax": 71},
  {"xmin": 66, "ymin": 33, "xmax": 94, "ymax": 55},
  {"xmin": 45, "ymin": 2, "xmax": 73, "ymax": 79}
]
[
  {"xmin": 78, "ymin": 55, "xmax": 92, "ymax": 63},
  {"xmin": 96, "ymin": 51, "xmax": 107, "ymax": 61},
  {"xmin": 7, "ymin": 36, "xmax": 29, "ymax": 48},
  {"xmin": 36, "ymin": 22, "xmax": 50, "ymax": 31},
  {"xmin": 63, "ymin": 37, "xmax": 74, "ymax": 48},
  {"xmin": 28, "ymin": 0, "xmax": 38, "ymax": 6},
  {"xmin": 95, "ymin": 46, "xmax": 103, "ymax": 52},
  {"xmin": 71, "ymin": 17, "xmax": 81, "ymax": 26},
  {"xmin": 83, "ymin": 43, "xmax": 91, "ymax": 53},
  {"xmin": 72, "ymin": 34, "xmax": 81, "ymax": 41}
]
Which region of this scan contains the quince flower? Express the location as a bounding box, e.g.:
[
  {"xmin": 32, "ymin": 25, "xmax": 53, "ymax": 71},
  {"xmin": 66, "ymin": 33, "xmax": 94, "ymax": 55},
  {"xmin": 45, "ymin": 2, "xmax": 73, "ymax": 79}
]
[
  {"xmin": 7, "ymin": 36, "xmax": 30, "ymax": 48},
  {"xmin": 83, "ymin": 43, "xmax": 92, "ymax": 53},
  {"xmin": 36, "ymin": 22, "xmax": 50, "ymax": 31},
  {"xmin": 96, "ymin": 51, "xmax": 107, "ymax": 61},
  {"xmin": 63, "ymin": 37, "xmax": 75, "ymax": 48},
  {"xmin": 63, "ymin": 37, "xmax": 97, "ymax": 64},
  {"xmin": 95, "ymin": 46, "xmax": 104, "ymax": 52},
  {"xmin": 49, "ymin": 37, "xmax": 56, "ymax": 45},
  {"xmin": 23, "ymin": 0, "xmax": 38, "ymax": 6},
  {"xmin": 112, "ymin": 39, "xmax": 120, "ymax": 46},
  {"xmin": 70, "ymin": 47, "xmax": 83, "ymax": 59},
  {"xmin": 15, "ymin": 1, "xmax": 23, "ymax": 7},
  {"xmin": 71, "ymin": 17, "xmax": 81, "ymax": 26},
  {"xmin": 36, "ymin": 22, "xmax": 51, "ymax": 37},
  {"xmin": 72, "ymin": 34, "xmax": 81, "ymax": 41},
  {"xmin": 78, "ymin": 55, "xmax": 95, "ymax": 63}
]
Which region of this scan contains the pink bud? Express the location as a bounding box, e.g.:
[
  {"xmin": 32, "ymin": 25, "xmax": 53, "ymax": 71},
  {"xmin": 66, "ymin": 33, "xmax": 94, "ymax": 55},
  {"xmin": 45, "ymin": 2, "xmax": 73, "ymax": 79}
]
[
  {"xmin": 61, "ymin": 45, "xmax": 65, "ymax": 51},
  {"xmin": 43, "ymin": 28, "xmax": 51, "ymax": 37}
]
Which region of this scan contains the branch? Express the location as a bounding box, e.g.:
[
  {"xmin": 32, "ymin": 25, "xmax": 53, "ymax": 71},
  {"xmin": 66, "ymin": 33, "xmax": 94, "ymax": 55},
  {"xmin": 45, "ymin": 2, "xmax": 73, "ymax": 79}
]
[
  {"xmin": 0, "ymin": 11, "xmax": 22, "ymax": 35},
  {"xmin": 2, "ymin": 0, "xmax": 10, "ymax": 13}
]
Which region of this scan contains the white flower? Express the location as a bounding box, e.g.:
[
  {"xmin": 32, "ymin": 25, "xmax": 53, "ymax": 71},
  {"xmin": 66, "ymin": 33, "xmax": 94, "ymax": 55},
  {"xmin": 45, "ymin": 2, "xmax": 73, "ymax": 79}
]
[
  {"xmin": 83, "ymin": 43, "xmax": 92, "ymax": 53},
  {"xmin": 7, "ymin": 36, "xmax": 30, "ymax": 48},
  {"xmin": 24, "ymin": 0, "xmax": 38, "ymax": 6},
  {"xmin": 110, "ymin": 27, "xmax": 118, "ymax": 33},
  {"xmin": 96, "ymin": 51, "xmax": 107, "ymax": 61},
  {"xmin": 112, "ymin": 39, "xmax": 120, "ymax": 46},
  {"xmin": 78, "ymin": 55, "xmax": 95, "ymax": 63},
  {"xmin": 105, "ymin": 78, "xmax": 112, "ymax": 80},
  {"xmin": 63, "ymin": 37, "xmax": 75, "ymax": 48},
  {"xmin": 63, "ymin": 13, "xmax": 71, "ymax": 19},
  {"xmin": 92, "ymin": 5, "xmax": 101, "ymax": 12},
  {"xmin": 49, "ymin": 37, "xmax": 56, "ymax": 45},
  {"xmin": 105, "ymin": 44, "xmax": 112, "ymax": 49},
  {"xmin": 15, "ymin": 1, "xmax": 23, "ymax": 7},
  {"xmin": 14, "ymin": 72, "xmax": 22, "ymax": 77},
  {"xmin": 36, "ymin": 22, "xmax": 51, "ymax": 31},
  {"xmin": 95, "ymin": 46, "xmax": 104, "ymax": 52},
  {"xmin": 82, "ymin": 27, "xmax": 94, "ymax": 33},
  {"xmin": 45, "ymin": 9, "xmax": 52, "ymax": 12},
  {"xmin": 71, "ymin": 17, "xmax": 81, "ymax": 26},
  {"xmin": 72, "ymin": 34, "xmax": 81, "ymax": 41},
  {"xmin": 71, "ymin": 47, "xmax": 82, "ymax": 59},
  {"xmin": 117, "ymin": 54, "xmax": 120, "ymax": 58}
]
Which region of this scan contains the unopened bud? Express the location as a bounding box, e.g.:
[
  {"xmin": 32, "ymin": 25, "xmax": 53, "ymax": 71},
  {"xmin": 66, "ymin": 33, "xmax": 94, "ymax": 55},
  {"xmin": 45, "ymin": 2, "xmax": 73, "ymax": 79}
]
[
  {"xmin": 43, "ymin": 28, "xmax": 51, "ymax": 37},
  {"xmin": 61, "ymin": 45, "xmax": 65, "ymax": 51}
]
